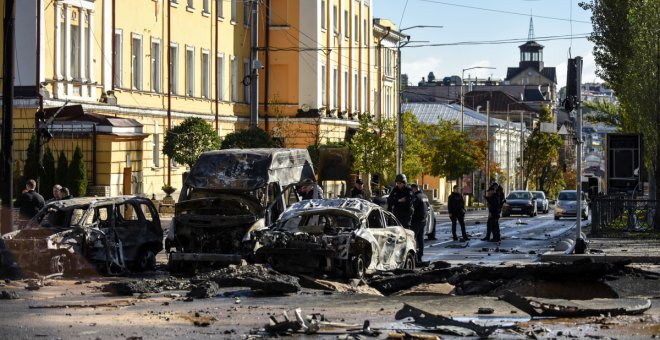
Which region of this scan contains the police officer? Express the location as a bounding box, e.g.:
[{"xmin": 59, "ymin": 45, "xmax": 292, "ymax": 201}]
[
  {"xmin": 410, "ymin": 183, "xmax": 428, "ymax": 261},
  {"xmin": 387, "ymin": 174, "xmax": 414, "ymax": 229},
  {"xmin": 350, "ymin": 178, "xmax": 367, "ymax": 199},
  {"xmin": 483, "ymin": 182, "xmax": 504, "ymax": 242}
]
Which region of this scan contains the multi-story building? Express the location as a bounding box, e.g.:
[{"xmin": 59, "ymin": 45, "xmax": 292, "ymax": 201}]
[{"xmin": 2, "ymin": 0, "xmax": 382, "ymax": 199}]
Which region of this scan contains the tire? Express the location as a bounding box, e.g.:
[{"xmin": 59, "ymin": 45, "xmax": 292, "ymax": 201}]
[
  {"xmin": 132, "ymin": 247, "xmax": 156, "ymax": 272},
  {"xmin": 402, "ymin": 252, "xmax": 416, "ymax": 270},
  {"xmin": 346, "ymin": 253, "xmax": 366, "ymax": 279},
  {"xmin": 427, "ymin": 216, "xmax": 437, "ymax": 240}
]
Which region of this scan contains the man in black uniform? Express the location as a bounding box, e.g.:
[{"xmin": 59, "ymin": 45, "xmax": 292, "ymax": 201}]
[
  {"xmin": 447, "ymin": 185, "xmax": 469, "ymax": 241},
  {"xmin": 387, "ymin": 174, "xmax": 413, "ymax": 229},
  {"xmin": 350, "ymin": 178, "xmax": 367, "ymax": 199},
  {"xmin": 483, "ymin": 182, "xmax": 504, "ymax": 242},
  {"xmin": 410, "ymin": 184, "xmax": 428, "ymax": 261},
  {"xmin": 14, "ymin": 179, "xmax": 46, "ymax": 221}
]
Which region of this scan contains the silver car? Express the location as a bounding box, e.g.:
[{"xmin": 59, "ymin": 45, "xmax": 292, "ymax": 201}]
[
  {"xmin": 532, "ymin": 191, "xmax": 549, "ymax": 214},
  {"xmin": 554, "ymin": 190, "xmax": 589, "ymax": 220}
]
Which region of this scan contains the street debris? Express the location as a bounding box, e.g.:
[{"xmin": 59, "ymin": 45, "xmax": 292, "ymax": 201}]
[
  {"xmin": 395, "ymin": 303, "xmax": 504, "ymax": 337},
  {"xmin": 187, "ymin": 281, "xmax": 221, "ymax": 299},
  {"xmin": 264, "ymin": 308, "xmax": 321, "ymax": 335},
  {"xmin": 102, "ymin": 278, "xmax": 189, "ymax": 296},
  {"xmin": 0, "ymin": 290, "xmax": 19, "ymax": 299},
  {"xmin": 297, "ymin": 275, "xmax": 383, "ymax": 296},
  {"xmin": 500, "ymin": 291, "xmax": 653, "ymax": 318},
  {"xmin": 191, "ymin": 264, "xmax": 301, "ymax": 294}
]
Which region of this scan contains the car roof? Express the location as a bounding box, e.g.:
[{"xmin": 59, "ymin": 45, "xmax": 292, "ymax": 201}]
[{"xmin": 44, "ymin": 195, "xmax": 149, "ymax": 210}]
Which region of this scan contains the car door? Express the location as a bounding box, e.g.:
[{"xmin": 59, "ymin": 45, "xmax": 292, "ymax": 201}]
[
  {"xmin": 365, "ymin": 209, "xmax": 388, "ymax": 269},
  {"xmin": 383, "ymin": 211, "xmax": 408, "ymax": 269}
]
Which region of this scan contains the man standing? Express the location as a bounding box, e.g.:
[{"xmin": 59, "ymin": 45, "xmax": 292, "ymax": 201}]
[
  {"xmin": 387, "ymin": 174, "xmax": 414, "ymax": 229},
  {"xmin": 299, "ymin": 178, "xmax": 323, "ymax": 200},
  {"xmin": 350, "ymin": 178, "xmax": 368, "ymax": 199},
  {"xmin": 47, "ymin": 184, "xmax": 63, "ymax": 203},
  {"xmin": 483, "ymin": 182, "xmax": 504, "ymax": 242},
  {"xmin": 14, "ymin": 179, "xmax": 46, "ymax": 221},
  {"xmin": 448, "ymin": 185, "xmax": 469, "ymax": 241},
  {"xmin": 410, "ymin": 184, "xmax": 428, "ymax": 261}
]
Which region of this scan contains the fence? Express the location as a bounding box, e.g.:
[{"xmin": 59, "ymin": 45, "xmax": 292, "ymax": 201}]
[{"xmin": 591, "ymin": 194, "xmax": 657, "ymax": 236}]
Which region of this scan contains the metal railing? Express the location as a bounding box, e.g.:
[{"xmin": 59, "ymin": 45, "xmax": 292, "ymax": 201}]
[{"xmin": 591, "ymin": 194, "xmax": 657, "ymax": 236}]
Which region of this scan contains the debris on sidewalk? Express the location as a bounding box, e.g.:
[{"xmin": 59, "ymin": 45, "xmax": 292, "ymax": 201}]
[
  {"xmin": 263, "ymin": 308, "xmax": 321, "ymax": 335},
  {"xmin": 192, "ymin": 264, "xmax": 301, "ymax": 294}
]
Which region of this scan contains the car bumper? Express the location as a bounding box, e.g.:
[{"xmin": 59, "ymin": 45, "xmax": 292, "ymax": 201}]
[{"xmin": 503, "ymin": 206, "xmax": 534, "ymax": 215}]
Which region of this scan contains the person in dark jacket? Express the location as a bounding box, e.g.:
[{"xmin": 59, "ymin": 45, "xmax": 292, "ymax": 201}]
[
  {"xmin": 59, "ymin": 187, "xmax": 73, "ymax": 200},
  {"xmin": 410, "ymin": 184, "xmax": 428, "ymax": 261},
  {"xmin": 483, "ymin": 182, "xmax": 505, "ymax": 242},
  {"xmin": 387, "ymin": 174, "xmax": 413, "ymax": 229},
  {"xmin": 447, "ymin": 185, "xmax": 469, "ymax": 241},
  {"xmin": 14, "ymin": 179, "xmax": 45, "ymax": 221},
  {"xmin": 350, "ymin": 178, "xmax": 367, "ymax": 199}
]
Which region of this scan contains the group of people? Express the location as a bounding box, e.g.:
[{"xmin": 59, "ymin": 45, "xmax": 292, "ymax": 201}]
[
  {"xmin": 13, "ymin": 180, "xmax": 72, "ymax": 221},
  {"xmin": 448, "ymin": 181, "xmax": 505, "ymax": 242}
]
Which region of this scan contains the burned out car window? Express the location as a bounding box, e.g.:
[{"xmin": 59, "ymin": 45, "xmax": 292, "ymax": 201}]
[{"xmin": 273, "ymin": 212, "xmax": 359, "ymax": 234}]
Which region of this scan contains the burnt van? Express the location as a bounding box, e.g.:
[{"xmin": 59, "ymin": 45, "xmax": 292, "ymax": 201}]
[{"xmin": 167, "ymin": 148, "xmax": 315, "ymax": 272}]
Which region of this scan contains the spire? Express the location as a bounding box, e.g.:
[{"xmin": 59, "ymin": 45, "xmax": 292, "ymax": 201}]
[{"xmin": 528, "ymin": 16, "xmax": 535, "ymax": 41}]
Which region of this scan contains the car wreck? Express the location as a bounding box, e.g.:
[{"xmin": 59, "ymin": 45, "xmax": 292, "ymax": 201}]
[
  {"xmin": 167, "ymin": 148, "xmax": 315, "ymax": 272},
  {"xmin": 1, "ymin": 196, "xmax": 163, "ymax": 275},
  {"xmin": 255, "ymin": 198, "xmax": 417, "ymax": 279}
]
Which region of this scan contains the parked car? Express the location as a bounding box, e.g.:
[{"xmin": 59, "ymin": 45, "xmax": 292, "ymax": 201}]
[
  {"xmin": 1, "ymin": 196, "xmax": 163, "ymax": 276},
  {"xmin": 554, "ymin": 190, "xmax": 589, "ymax": 220},
  {"xmin": 255, "ymin": 198, "xmax": 417, "ymax": 279},
  {"xmin": 532, "ymin": 191, "xmax": 549, "ymax": 214},
  {"xmin": 502, "ymin": 190, "xmax": 537, "ymax": 217}
]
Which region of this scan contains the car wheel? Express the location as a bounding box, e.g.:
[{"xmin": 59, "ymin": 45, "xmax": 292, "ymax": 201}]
[
  {"xmin": 554, "ymin": 215, "xmax": 560, "ymax": 220},
  {"xmin": 427, "ymin": 216, "xmax": 437, "ymax": 240},
  {"xmin": 132, "ymin": 247, "xmax": 156, "ymax": 272},
  {"xmin": 346, "ymin": 253, "xmax": 366, "ymax": 279},
  {"xmin": 402, "ymin": 252, "xmax": 416, "ymax": 270}
]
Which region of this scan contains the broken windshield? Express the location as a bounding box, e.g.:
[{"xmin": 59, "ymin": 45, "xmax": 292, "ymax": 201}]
[{"xmin": 274, "ymin": 213, "xmax": 359, "ymax": 235}]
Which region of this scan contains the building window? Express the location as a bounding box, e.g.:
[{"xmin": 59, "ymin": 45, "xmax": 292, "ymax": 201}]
[
  {"xmin": 187, "ymin": 0, "xmax": 194, "ymax": 10},
  {"xmin": 153, "ymin": 121, "xmax": 160, "ymax": 168},
  {"xmin": 113, "ymin": 30, "xmax": 122, "ymax": 87},
  {"xmin": 131, "ymin": 34, "xmax": 143, "ymax": 90},
  {"xmin": 332, "ymin": 68, "xmax": 338, "ymax": 108},
  {"xmin": 343, "ymin": 10, "xmax": 348, "ymax": 38},
  {"xmin": 344, "ymin": 70, "xmax": 348, "ymax": 110},
  {"xmin": 332, "ymin": 5, "xmax": 338, "ymax": 34},
  {"xmin": 243, "ymin": 59, "xmax": 251, "ymax": 103},
  {"xmin": 363, "ymin": 76, "xmax": 368, "ymax": 111},
  {"xmin": 354, "ymin": 15, "xmax": 359, "ymax": 42},
  {"xmin": 151, "ymin": 39, "xmax": 162, "ymax": 93},
  {"xmin": 216, "ymin": 0, "xmax": 223, "ymax": 18},
  {"xmin": 185, "ymin": 47, "xmax": 195, "ymax": 96},
  {"xmin": 216, "ymin": 53, "xmax": 225, "ymax": 100},
  {"xmin": 70, "ymin": 26, "xmax": 81, "ymax": 80},
  {"xmin": 201, "ymin": 50, "xmax": 210, "ymax": 98},
  {"xmin": 353, "ymin": 73, "xmax": 358, "ymax": 110},
  {"xmin": 321, "ymin": 64, "xmax": 327, "ymax": 106},
  {"xmin": 230, "ymin": 56, "xmax": 238, "ymax": 102},
  {"xmin": 244, "ymin": 0, "xmax": 250, "ymax": 25},
  {"xmin": 231, "ymin": 0, "xmax": 237, "ymax": 22},
  {"xmin": 321, "ymin": 0, "xmax": 326, "ymax": 30},
  {"xmin": 363, "ymin": 19, "xmax": 367, "ymax": 45},
  {"xmin": 203, "ymin": 0, "xmax": 209, "ymax": 14},
  {"xmin": 169, "ymin": 43, "xmax": 178, "ymax": 95}
]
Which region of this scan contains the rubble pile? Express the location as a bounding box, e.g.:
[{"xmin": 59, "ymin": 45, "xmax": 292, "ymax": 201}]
[
  {"xmin": 191, "ymin": 264, "xmax": 301, "ymax": 294},
  {"xmin": 102, "ymin": 278, "xmax": 189, "ymax": 296}
]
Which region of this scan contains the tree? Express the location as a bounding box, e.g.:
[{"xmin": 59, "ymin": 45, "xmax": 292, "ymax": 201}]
[
  {"xmin": 41, "ymin": 147, "xmax": 56, "ymax": 200},
  {"xmin": 402, "ymin": 111, "xmax": 433, "ymax": 181},
  {"xmin": 429, "ymin": 121, "xmax": 480, "ymax": 181},
  {"xmin": 349, "ymin": 114, "xmax": 397, "ymax": 189},
  {"xmin": 55, "ymin": 151, "xmax": 69, "ymax": 190},
  {"xmin": 220, "ymin": 127, "xmax": 281, "ymax": 150},
  {"xmin": 22, "ymin": 134, "xmax": 39, "ymax": 185},
  {"xmin": 70, "ymin": 144, "xmax": 87, "ymax": 197},
  {"xmin": 522, "ymin": 104, "xmax": 563, "ymax": 191},
  {"xmin": 163, "ymin": 117, "xmax": 221, "ymax": 167}
]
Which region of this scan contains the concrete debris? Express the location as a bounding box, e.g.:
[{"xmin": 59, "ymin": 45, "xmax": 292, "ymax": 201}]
[
  {"xmin": 392, "ymin": 283, "xmax": 455, "ymax": 296},
  {"xmin": 187, "ymin": 281, "xmax": 220, "ymax": 299},
  {"xmin": 192, "ymin": 264, "xmax": 300, "ymax": 294},
  {"xmin": 395, "ymin": 303, "xmax": 503, "ymax": 338},
  {"xmin": 0, "ymin": 290, "xmax": 19, "ymax": 299},
  {"xmin": 387, "ymin": 331, "xmax": 440, "ymax": 340},
  {"xmin": 297, "ymin": 275, "xmax": 383, "ymax": 296},
  {"xmin": 102, "ymin": 278, "xmax": 189, "ymax": 296}
]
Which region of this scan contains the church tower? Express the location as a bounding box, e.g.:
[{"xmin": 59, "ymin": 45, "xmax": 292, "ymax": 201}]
[{"xmin": 518, "ymin": 17, "xmax": 544, "ymax": 72}]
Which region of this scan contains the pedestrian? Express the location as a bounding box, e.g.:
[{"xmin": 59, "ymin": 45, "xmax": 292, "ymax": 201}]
[
  {"xmin": 448, "ymin": 184, "xmax": 469, "ymax": 241},
  {"xmin": 47, "ymin": 184, "xmax": 63, "ymax": 203},
  {"xmin": 387, "ymin": 174, "xmax": 414, "ymax": 229},
  {"xmin": 350, "ymin": 178, "xmax": 368, "ymax": 199},
  {"xmin": 410, "ymin": 183, "xmax": 428, "ymax": 262},
  {"xmin": 59, "ymin": 187, "xmax": 73, "ymax": 200},
  {"xmin": 14, "ymin": 179, "xmax": 46, "ymax": 221},
  {"xmin": 299, "ymin": 178, "xmax": 323, "ymax": 200},
  {"xmin": 483, "ymin": 182, "xmax": 504, "ymax": 242}
]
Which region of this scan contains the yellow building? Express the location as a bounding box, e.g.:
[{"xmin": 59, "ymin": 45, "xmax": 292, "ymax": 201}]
[{"xmin": 2, "ymin": 0, "xmax": 393, "ymax": 200}]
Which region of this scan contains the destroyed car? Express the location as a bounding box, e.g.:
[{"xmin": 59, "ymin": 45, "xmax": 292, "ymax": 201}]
[
  {"xmin": 167, "ymin": 148, "xmax": 315, "ymax": 272},
  {"xmin": 255, "ymin": 198, "xmax": 417, "ymax": 279},
  {"xmin": 1, "ymin": 196, "xmax": 163, "ymax": 275}
]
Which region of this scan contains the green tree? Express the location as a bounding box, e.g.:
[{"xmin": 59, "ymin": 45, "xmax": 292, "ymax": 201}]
[
  {"xmin": 522, "ymin": 104, "xmax": 563, "ymax": 191},
  {"xmin": 220, "ymin": 127, "xmax": 281, "ymax": 150},
  {"xmin": 349, "ymin": 114, "xmax": 397, "ymax": 189},
  {"xmin": 55, "ymin": 151, "xmax": 69, "ymax": 189},
  {"xmin": 41, "ymin": 147, "xmax": 56, "ymax": 200},
  {"xmin": 402, "ymin": 111, "xmax": 431, "ymax": 181},
  {"xmin": 429, "ymin": 121, "xmax": 480, "ymax": 180},
  {"xmin": 163, "ymin": 117, "xmax": 222, "ymax": 167},
  {"xmin": 70, "ymin": 144, "xmax": 88, "ymax": 197},
  {"xmin": 22, "ymin": 134, "xmax": 39, "ymax": 185}
]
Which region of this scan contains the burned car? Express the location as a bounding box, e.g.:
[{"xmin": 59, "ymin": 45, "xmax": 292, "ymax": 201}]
[
  {"xmin": 167, "ymin": 148, "xmax": 315, "ymax": 272},
  {"xmin": 255, "ymin": 198, "xmax": 417, "ymax": 279},
  {"xmin": 1, "ymin": 196, "xmax": 163, "ymax": 275}
]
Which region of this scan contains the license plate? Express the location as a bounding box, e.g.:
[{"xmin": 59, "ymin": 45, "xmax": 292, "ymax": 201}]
[{"xmin": 512, "ymin": 208, "xmax": 521, "ymax": 211}]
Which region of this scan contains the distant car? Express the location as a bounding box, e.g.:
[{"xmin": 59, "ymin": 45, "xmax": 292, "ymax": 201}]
[
  {"xmin": 554, "ymin": 190, "xmax": 589, "ymax": 220},
  {"xmin": 255, "ymin": 198, "xmax": 417, "ymax": 279},
  {"xmin": 532, "ymin": 191, "xmax": 549, "ymax": 214},
  {"xmin": 502, "ymin": 190, "xmax": 537, "ymax": 217},
  {"xmin": 1, "ymin": 196, "xmax": 163, "ymax": 276}
]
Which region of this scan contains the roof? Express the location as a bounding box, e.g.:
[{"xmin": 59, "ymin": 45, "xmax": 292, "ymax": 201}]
[
  {"xmin": 462, "ymin": 90, "xmax": 536, "ymax": 113},
  {"xmin": 506, "ymin": 67, "xmax": 557, "ymax": 83},
  {"xmin": 402, "ymin": 102, "xmax": 517, "ymax": 129}
]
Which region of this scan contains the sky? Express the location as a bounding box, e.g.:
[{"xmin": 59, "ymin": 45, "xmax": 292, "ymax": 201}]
[{"xmin": 372, "ymin": 0, "xmax": 600, "ymax": 88}]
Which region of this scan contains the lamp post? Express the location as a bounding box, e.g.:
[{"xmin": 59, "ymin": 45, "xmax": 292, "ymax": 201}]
[
  {"xmin": 460, "ymin": 66, "xmax": 495, "ymax": 132},
  {"xmin": 395, "ymin": 25, "xmax": 442, "ymax": 174}
]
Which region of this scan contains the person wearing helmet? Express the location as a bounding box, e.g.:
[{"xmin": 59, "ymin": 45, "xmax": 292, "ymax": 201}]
[
  {"xmin": 387, "ymin": 174, "xmax": 414, "ymax": 229},
  {"xmin": 483, "ymin": 181, "xmax": 504, "ymax": 242}
]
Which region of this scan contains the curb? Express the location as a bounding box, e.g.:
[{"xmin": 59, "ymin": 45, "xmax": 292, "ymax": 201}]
[{"xmin": 539, "ymin": 251, "xmax": 660, "ymax": 264}]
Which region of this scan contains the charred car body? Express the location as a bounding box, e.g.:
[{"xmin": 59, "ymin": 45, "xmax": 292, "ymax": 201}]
[
  {"xmin": 255, "ymin": 198, "xmax": 417, "ymax": 279},
  {"xmin": 1, "ymin": 196, "xmax": 163, "ymax": 275},
  {"xmin": 167, "ymin": 148, "xmax": 315, "ymax": 271}
]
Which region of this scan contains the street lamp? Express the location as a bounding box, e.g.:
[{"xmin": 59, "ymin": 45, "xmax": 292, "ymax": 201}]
[
  {"xmin": 395, "ymin": 25, "xmax": 442, "ymax": 174},
  {"xmin": 460, "ymin": 66, "xmax": 495, "ymax": 132}
]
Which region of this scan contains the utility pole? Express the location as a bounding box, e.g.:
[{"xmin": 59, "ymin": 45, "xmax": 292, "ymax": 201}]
[
  {"xmin": 1, "ymin": 0, "xmax": 16, "ymax": 235},
  {"xmin": 565, "ymin": 56, "xmax": 585, "ymax": 254},
  {"xmin": 250, "ymin": 0, "xmax": 259, "ymax": 128}
]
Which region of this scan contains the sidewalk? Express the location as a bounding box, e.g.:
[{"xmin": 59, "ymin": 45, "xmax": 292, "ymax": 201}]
[{"xmin": 540, "ymin": 236, "xmax": 660, "ymax": 264}]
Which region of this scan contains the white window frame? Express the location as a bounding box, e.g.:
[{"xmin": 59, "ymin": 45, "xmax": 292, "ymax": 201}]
[
  {"xmin": 321, "ymin": 0, "xmax": 326, "ymax": 30},
  {"xmin": 216, "ymin": 53, "xmax": 225, "ymax": 100},
  {"xmin": 169, "ymin": 43, "xmax": 179, "ymax": 95},
  {"xmin": 201, "ymin": 49, "xmax": 211, "ymax": 98},
  {"xmin": 230, "ymin": 55, "xmax": 238, "ymax": 102},
  {"xmin": 185, "ymin": 46, "xmax": 195, "ymax": 96},
  {"xmin": 131, "ymin": 33, "xmax": 143, "ymax": 90},
  {"xmin": 151, "ymin": 38, "xmax": 162, "ymax": 93},
  {"xmin": 114, "ymin": 29, "xmax": 123, "ymax": 87}
]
